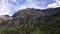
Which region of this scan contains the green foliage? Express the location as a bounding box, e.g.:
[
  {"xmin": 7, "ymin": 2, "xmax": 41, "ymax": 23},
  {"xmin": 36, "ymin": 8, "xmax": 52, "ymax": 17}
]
[
  {"xmin": 1, "ymin": 30, "xmax": 20, "ymax": 34},
  {"xmin": 0, "ymin": 10, "xmax": 60, "ymax": 34}
]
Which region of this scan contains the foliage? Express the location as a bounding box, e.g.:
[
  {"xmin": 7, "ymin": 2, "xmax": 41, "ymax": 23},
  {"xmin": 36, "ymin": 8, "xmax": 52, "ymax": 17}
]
[{"xmin": 0, "ymin": 8, "xmax": 60, "ymax": 34}]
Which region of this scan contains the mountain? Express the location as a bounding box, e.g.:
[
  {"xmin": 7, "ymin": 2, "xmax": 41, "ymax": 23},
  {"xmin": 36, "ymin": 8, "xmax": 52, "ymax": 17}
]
[
  {"xmin": 41, "ymin": 7, "xmax": 60, "ymax": 15},
  {"xmin": 12, "ymin": 8, "xmax": 46, "ymax": 18},
  {"xmin": 11, "ymin": 8, "xmax": 46, "ymax": 28},
  {"xmin": 12, "ymin": 7, "xmax": 60, "ymax": 34},
  {"xmin": 0, "ymin": 15, "xmax": 13, "ymax": 25},
  {"xmin": 11, "ymin": 7, "xmax": 60, "ymax": 28},
  {"xmin": 0, "ymin": 7, "xmax": 60, "ymax": 34},
  {"xmin": 13, "ymin": 7, "xmax": 60, "ymax": 18}
]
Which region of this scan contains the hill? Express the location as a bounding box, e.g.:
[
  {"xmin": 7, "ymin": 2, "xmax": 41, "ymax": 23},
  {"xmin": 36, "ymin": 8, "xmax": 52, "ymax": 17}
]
[{"xmin": 0, "ymin": 7, "xmax": 60, "ymax": 34}]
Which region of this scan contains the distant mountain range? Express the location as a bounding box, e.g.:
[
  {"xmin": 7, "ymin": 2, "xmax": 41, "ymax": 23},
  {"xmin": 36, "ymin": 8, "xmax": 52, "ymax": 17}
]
[{"xmin": 0, "ymin": 7, "xmax": 60, "ymax": 34}]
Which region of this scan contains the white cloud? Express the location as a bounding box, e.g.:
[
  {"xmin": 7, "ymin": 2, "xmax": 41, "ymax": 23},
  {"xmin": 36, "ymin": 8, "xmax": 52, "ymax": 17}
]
[
  {"xmin": 47, "ymin": 0, "xmax": 60, "ymax": 8},
  {"xmin": 19, "ymin": 0, "xmax": 47, "ymax": 9},
  {"xmin": 0, "ymin": 0, "xmax": 60, "ymax": 16},
  {"xmin": 10, "ymin": 0, "xmax": 17, "ymax": 2},
  {"xmin": 0, "ymin": 0, "xmax": 18, "ymax": 16},
  {"xmin": 0, "ymin": 0, "xmax": 10, "ymax": 15},
  {"xmin": 47, "ymin": 3, "xmax": 59, "ymax": 8}
]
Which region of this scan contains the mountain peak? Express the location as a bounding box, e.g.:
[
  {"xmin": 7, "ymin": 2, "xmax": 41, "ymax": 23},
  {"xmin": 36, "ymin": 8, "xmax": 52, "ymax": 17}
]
[{"xmin": 12, "ymin": 8, "xmax": 46, "ymax": 18}]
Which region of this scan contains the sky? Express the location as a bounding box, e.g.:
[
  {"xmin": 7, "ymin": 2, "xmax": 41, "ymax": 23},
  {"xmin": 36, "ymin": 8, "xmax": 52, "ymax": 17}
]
[{"xmin": 0, "ymin": 0, "xmax": 60, "ymax": 16}]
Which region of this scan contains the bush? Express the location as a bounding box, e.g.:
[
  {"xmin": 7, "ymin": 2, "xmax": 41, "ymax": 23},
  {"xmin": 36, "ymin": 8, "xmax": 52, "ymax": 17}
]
[{"xmin": 1, "ymin": 30, "xmax": 20, "ymax": 34}]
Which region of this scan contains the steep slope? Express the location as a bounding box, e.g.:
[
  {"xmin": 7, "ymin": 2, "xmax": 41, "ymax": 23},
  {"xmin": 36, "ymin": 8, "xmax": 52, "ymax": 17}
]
[
  {"xmin": 12, "ymin": 8, "xmax": 46, "ymax": 18},
  {"xmin": 1, "ymin": 7, "xmax": 60, "ymax": 34},
  {"xmin": 11, "ymin": 8, "xmax": 46, "ymax": 28},
  {"xmin": 41, "ymin": 7, "xmax": 60, "ymax": 15},
  {"xmin": 11, "ymin": 7, "xmax": 60, "ymax": 28},
  {"xmin": 17, "ymin": 8, "xmax": 60, "ymax": 34},
  {"xmin": 11, "ymin": 7, "xmax": 60, "ymax": 34}
]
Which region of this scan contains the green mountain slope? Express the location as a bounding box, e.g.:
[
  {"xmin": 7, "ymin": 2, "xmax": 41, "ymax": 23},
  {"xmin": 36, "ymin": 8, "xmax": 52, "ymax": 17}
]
[{"xmin": 0, "ymin": 7, "xmax": 60, "ymax": 34}]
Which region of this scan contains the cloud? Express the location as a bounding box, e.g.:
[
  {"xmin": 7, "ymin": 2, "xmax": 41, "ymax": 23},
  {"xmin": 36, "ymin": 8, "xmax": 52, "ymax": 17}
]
[
  {"xmin": 0, "ymin": 0, "xmax": 60, "ymax": 16},
  {"xmin": 0, "ymin": 0, "xmax": 10, "ymax": 16},
  {"xmin": 47, "ymin": 0, "xmax": 60, "ymax": 8},
  {"xmin": 19, "ymin": 0, "xmax": 55, "ymax": 9},
  {"xmin": 0, "ymin": 0, "xmax": 20, "ymax": 16}
]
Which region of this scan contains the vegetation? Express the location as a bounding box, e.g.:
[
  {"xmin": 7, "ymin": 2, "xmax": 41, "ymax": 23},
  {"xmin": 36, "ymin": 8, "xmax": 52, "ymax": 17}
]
[{"xmin": 0, "ymin": 8, "xmax": 60, "ymax": 34}]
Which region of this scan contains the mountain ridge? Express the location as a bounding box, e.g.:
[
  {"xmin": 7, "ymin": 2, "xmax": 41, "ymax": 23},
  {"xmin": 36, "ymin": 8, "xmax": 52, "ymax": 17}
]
[{"xmin": 0, "ymin": 7, "xmax": 60, "ymax": 34}]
